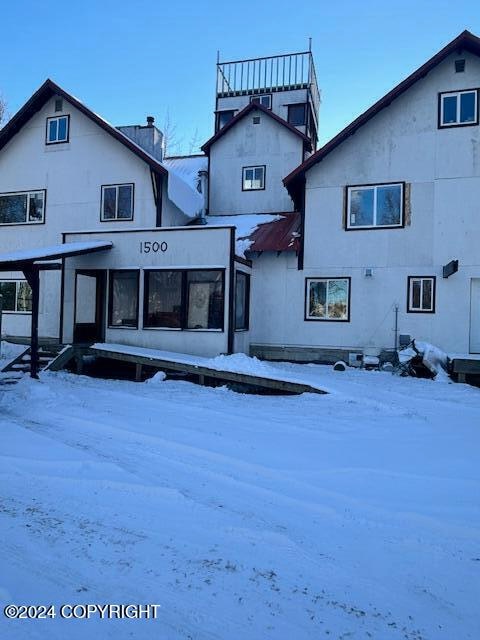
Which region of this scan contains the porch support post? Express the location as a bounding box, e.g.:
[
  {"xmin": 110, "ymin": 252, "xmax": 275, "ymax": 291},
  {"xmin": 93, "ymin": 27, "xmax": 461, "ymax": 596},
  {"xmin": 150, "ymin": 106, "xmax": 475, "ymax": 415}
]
[{"xmin": 23, "ymin": 265, "xmax": 40, "ymax": 379}]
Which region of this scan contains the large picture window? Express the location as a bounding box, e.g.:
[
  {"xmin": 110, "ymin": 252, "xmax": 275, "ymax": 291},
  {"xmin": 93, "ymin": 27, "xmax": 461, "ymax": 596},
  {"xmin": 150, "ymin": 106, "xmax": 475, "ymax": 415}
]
[
  {"xmin": 235, "ymin": 272, "xmax": 250, "ymax": 331},
  {"xmin": 0, "ymin": 280, "xmax": 32, "ymax": 313},
  {"xmin": 407, "ymin": 276, "xmax": 435, "ymax": 313},
  {"xmin": 101, "ymin": 184, "xmax": 134, "ymax": 221},
  {"xmin": 144, "ymin": 269, "xmax": 225, "ymax": 331},
  {"xmin": 347, "ymin": 183, "xmax": 403, "ymax": 229},
  {"xmin": 108, "ymin": 270, "xmax": 139, "ymax": 328},
  {"xmin": 306, "ymin": 278, "xmax": 350, "ymax": 321},
  {"xmin": 439, "ymin": 90, "xmax": 478, "ymax": 127},
  {"xmin": 0, "ymin": 190, "xmax": 45, "ymax": 225}
]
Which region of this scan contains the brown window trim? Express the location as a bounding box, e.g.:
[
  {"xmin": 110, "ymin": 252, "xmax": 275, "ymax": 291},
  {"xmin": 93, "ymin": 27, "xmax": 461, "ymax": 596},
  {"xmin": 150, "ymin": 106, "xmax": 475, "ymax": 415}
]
[
  {"xmin": 304, "ymin": 276, "xmax": 351, "ymax": 322},
  {"xmin": 344, "ymin": 181, "xmax": 406, "ymax": 231},
  {"xmin": 108, "ymin": 269, "xmax": 140, "ymax": 329},
  {"xmin": 242, "ymin": 165, "xmax": 266, "ymax": 192},
  {"xmin": 407, "ymin": 276, "xmax": 436, "ymax": 314},
  {"xmin": 438, "ymin": 88, "xmax": 480, "ymax": 129},
  {"xmin": 100, "ymin": 183, "xmax": 135, "ymax": 222},
  {"xmin": 45, "ymin": 114, "xmax": 70, "ymax": 145}
]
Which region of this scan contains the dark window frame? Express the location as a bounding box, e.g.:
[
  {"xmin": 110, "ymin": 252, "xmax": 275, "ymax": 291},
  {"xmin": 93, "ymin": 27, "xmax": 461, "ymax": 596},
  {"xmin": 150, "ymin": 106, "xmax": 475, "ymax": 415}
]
[
  {"xmin": 0, "ymin": 279, "xmax": 32, "ymax": 314},
  {"xmin": 407, "ymin": 276, "xmax": 436, "ymax": 314},
  {"xmin": 345, "ymin": 182, "xmax": 406, "ymax": 231},
  {"xmin": 304, "ymin": 277, "xmax": 351, "ymax": 323},
  {"xmin": 108, "ymin": 269, "xmax": 140, "ymax": 329},
  {"xmin": 242, "ymin": 165, "xmax": 266, "ymax": 192},
  {"xmin": 0, "ymin": 189, "xmax": 46, "ymax": 226},
  {"xmin": 215, "ymin": 109, "xmax": 236, "ymax": 131},
  {"xmin": 45, "ymin": 114, "xmax": 70, "ymax": 145},
  {"xmin": 143, "ymin": 268, "xmax": 226, "ymax": 332},
  {"xmin": 287, "ymin": 103, "xmax": 307, "ymax": 126},
  {"xmin": 438, "ymin": 89, "xmax": 479, "ymax": 129},
  {"xmin": 250, "ymin": 94, "xmax": 272, "ymax": 109},
  {"xmin": 234, "ymin": 271, "xmax": 250, "ymax": 331},
  {"xmin": 100, "ymin": 183, "xmax": 135, "ymax": 222}
]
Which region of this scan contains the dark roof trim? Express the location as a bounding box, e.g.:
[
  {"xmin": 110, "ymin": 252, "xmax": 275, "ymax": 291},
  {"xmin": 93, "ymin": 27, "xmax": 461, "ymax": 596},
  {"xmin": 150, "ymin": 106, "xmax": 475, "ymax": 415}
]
[
  {"xmin": 0, "ymin": 79, "xmax": 167, "ymax": 176},
  {"xmin": 201, "ymin": 102, "xmax": 312, "ymax": 153},
  {"xmin": 283, "ymin": 30, "xmax": 480, "ymax": 196}
]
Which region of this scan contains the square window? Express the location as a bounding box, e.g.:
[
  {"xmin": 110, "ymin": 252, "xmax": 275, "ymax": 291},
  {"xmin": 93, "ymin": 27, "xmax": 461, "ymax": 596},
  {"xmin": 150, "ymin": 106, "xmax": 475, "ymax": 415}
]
[
  {"xmin": 101, "ymin": 184, "xmax": 134, "ymax": 221},
  {"xmin": 243, "ymin": 166, "xmax": 265, "ymax": 191},
  {"xmin": 306, "ymin": 278, "xmax": 350, "ymax": 321},
  {"xmin": 250, "ymin": 94, "xmax": 271, "ymax": 109},
  {"xmin": 347, "ymin": 183, "xmax": 403, "ymax": 229},
  {"xmin": 46, "ymin": 115, "xmax": 69, "ymax": 144},
  {"xmin": 407, "ymin": 277, "xmax": 435, "ymax": 313},
  {"xmin": 439, "ymin": 90, "xmax": 478, "ymax": 127},
  {"xmin": 108, "ymin": 271, "xmax": 139, "ymax": 327}
]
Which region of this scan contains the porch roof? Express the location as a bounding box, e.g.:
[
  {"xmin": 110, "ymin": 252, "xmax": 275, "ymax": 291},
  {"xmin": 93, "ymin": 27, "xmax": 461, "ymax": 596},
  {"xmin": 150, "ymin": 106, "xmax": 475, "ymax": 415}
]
[{"xmin": 0, "ymin": 240, "xmax": 113, "ymax": 271}]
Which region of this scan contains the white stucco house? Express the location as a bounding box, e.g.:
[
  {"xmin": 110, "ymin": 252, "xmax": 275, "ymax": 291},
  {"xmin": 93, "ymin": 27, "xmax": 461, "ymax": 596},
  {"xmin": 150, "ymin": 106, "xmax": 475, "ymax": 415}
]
[{"xmin": 1, "ymin": 30, "xmax": 479, "ymax": 367}]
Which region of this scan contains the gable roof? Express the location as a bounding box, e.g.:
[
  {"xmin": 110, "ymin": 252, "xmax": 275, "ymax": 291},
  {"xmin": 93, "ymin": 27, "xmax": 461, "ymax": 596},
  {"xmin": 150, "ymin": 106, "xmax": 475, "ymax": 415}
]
[
  {"xmin": 201, "ymin": 102, "xmax": 312, "ymax": 153},
  {"xmin": 0, "ymin": 78, "xmax": 168, "ymax": 176},
  {"xmin": 283, "ymin": 29, "xmax": 480, "ymax": 202}
]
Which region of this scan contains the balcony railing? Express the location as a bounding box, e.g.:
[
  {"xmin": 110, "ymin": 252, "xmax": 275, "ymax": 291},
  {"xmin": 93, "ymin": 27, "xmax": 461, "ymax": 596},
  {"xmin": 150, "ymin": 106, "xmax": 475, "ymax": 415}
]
[{"xmin": 217, "ymin": 51, "xmax": 320, "ymax": 117}]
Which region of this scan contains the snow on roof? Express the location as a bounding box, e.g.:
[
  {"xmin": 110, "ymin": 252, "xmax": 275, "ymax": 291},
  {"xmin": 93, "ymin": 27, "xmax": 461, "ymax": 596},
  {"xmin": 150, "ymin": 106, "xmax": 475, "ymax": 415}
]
[
  {"xmin": 0, "ymin": 241, "xmax": 113, "ymax": 266},
  {"xmin": 162, "ymin": 156, "xmax": 207, "ymax": 219},
  {"xmin": 204, "ymin": 214, "xmax": 282, "ymax": 257}
]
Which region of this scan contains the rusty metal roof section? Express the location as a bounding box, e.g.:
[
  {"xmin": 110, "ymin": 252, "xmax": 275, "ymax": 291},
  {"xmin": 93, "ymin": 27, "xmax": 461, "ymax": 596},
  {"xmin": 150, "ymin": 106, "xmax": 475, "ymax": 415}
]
[{"xmin": 245, "ymin": 212, "xmax": 301, "ymax": 253}]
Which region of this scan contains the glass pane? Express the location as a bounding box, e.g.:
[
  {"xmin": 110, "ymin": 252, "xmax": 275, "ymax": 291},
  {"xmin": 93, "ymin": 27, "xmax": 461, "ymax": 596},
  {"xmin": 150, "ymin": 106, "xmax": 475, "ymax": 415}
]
[
  {"xmin": 411, "ymin": 280, "xmax": 421, "ymax": 309},
  {"xmin": 57, "ymin": 116, "xmax": 68, "ymax": 141},
  {"xmin": 28, "ymin": 192, "xmax": 44, "ymax": 222},
  {"xmin": 0, "ymin": 281, "xmax": 16, "ymax": 311},
  {"xmin": 117, "ymin": 185, "xmax": 132, "ymax": 219},
  {"xmin": 442, "ymin": 95, "xmax": 457, "ymax": 124},
  {"xmin": 75, "ymin": 275, "xmax": 96, "ymax": 323},
  {"xmin": 422, "ymin": 279, "xmax": 432, "ymax": 310},
  {"xmin": 187, "ymin": 270, "xmax": 223, "ymax": 329},
  {"xmin": 349, "ymin": 188, "xmax": 374, "ymax": 226},
  {"xmin": 235, "ymin": 273, "xmax": 248, "ymax": 330},
  {"xmin": 103, "ymin": 187, "xmax": 117, "ymax": 220},
  {"xmin": 110, "ymin": 271, "xmax": 138, "ymax": 327},
  {"xmin": 48, "ymin": 119, "xmax": 58, "ymax": 142},
  {"xmin": 218, "ymin": 111, "xmax": 234, "ymax": 128},
  {"xmin": 327, "ymin": 279, "xmax": 348, "ymax": 319},
  {"xmin": 308, "ymin": 280, "xmax": 327, "ymax": 318},
  {"xmin": 0, "ymin": 193, "xmax": 27, "ymax": 224},
  {"xmin": 17, "ymin": 282, "xmax": 32, "ymax": 312},
  {"xmin": 376, "ymin": 185, "xmax": 401, "ymax": 226},
  {"xmin": 460, "ymin": 92, "xmax": 476, "ymax": 123},
  {"xmin": 252, "ymin": 167, "xmax": 264, "ymax": 189},
  {"xmin": 145, "ymin": 271, "xmax": 182, "ymax": 328},
  {"xmin": 288, "ymin": 104, "xmax": 306, "ymax": 126},
  {"xmin": 260, "ymin": 96, "xmax": 270, "ymax": 108}
]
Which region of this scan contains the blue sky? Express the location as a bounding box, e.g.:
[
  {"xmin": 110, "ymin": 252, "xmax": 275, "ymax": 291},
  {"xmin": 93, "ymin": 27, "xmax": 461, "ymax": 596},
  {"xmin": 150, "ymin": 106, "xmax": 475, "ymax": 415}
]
[{"xmin": 1, "ymin": 0, "xmax": 479, "ymax": 153}]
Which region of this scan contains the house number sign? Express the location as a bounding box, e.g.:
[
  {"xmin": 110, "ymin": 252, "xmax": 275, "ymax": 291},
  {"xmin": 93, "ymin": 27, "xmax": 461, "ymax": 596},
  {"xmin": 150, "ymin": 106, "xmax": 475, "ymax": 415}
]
[{"xmin": 139, "ymin": 240, "xmax": 168, "ymax": 254}]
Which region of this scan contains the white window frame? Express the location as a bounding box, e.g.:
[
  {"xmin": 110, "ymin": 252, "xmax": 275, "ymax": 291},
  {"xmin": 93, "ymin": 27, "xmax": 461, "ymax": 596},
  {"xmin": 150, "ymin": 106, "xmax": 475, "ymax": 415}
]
[
  {"xmin": 100, "ymin": 184, "xmax": 134, "ymax": 221},
  {"xmin": 346, "ymin": 183, "xmax": 404, "ymax": 230},
  {"xmin": 0, "ymin": 190, "xmax": 45, "ymax": 226},
  {"xmin": 46, "ymin": 115, "xmax": 69, "ymax": 144},
  {"xmin": 305, "ymin": 277, "xmax": 350, "ymax": 322},
  {"xmin": 0, "ymin": 279, "xmax": 32, "ymax": 314},
  {"xmin": 250, "ymin": 94, "xmax": 272, "ymax": 109},
  {"xmin": 439, "ymin": 90, "xmax": 478, "ymax": 127},
  {"xmin": 408, "ymin": 276, "xmax": 435, "ymax": 313},
  {"xmin": 242, "ymin": 166, "xmax": 265, "ymax": 191}
]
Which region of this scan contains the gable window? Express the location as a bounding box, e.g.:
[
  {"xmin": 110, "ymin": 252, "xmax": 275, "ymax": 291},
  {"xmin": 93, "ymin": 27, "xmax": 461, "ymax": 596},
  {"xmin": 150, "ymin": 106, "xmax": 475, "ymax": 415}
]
[
  {"xmin": 46, "ymin": 115, "xmax": 69, "ymax": 144},
  {"xmin": 0, "ymin": 280, "xmax": 32, "ymax": 313},
  {"xmin": 101, "ymin": 184, "xmax": 134, "ymax": 221},
  {"xmin": 287, "ymin": 103, "xmax": 306, "ymax": 126},
  {"xmin": 250, "ymin": 94, "xmax": 272, "ymax": 109},
  {"xmin": 407, "ymin": 276, "xmax": 435, "ymax": 313},
  {"xmin": 306, "ymin": 278, "xmax": 350, "ymax": 321},
  {"xmin": 216, "ymin": 110, "xmax": 236, "ymax": 131},
  {"xmin": 242, "ymin": 166, "xmax": 265, "ymax": 191},
  {"xmin": 108, "ymin": 270, "xmax": 139, "ymax": 328},
  {"xmin": 235, "ymin": 271, "xmax": 250, "ymax": 330},
  {"xmin": 439, "ymin": 90, "xmax": 478, "ymax": 127},
  {"xmin": 347, "ymin": 183, "xmax": 403, "ymax": 229},
  {"xmin": 144, "ymin": 269, "xmax": 225, "ymax": 331},
  {"xmin": 0, "ymin": 190, "xmax": 45, "ymax": 225}
]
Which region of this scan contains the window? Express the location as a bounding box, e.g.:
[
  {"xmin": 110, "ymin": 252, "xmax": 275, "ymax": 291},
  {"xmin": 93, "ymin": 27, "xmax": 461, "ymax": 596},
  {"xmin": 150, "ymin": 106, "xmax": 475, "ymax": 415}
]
[
  {"xmin": 101, "ymin": 184, "xmax": 134, "ymax": 221},
  {"xmin": 347, "ymin": 183, "xmax": 403, "ymax": 229},
  {"xmin": 216, "ymin": 110, "xmax": 235, "ymax": 130},
  {"xmin": 235, "ymin": 272, "xmax": 250, "ymax": 330},
  {"xmin": 287, "ymin": 103, "xmax": 306, "ymax": 126},
  {"xmin": 0, "ymin": 190, "xmax": 45, "ymax": 225},
  {"xmin": 455, "ymin": 59, "xmax": 466, "ymax": 73},
  {"xmin": 250, "ymin": 94, "xmax": 271, "ymax": 109},
  {"xmin": 306, "ymin": 278, "xmax": 350, "ymax": 321},
  {"xmin": 439, "ymin": 90, "xmax": 478, "ymax": 127},
  {"xmin": 46, "ymin": 115, "xmax": 69, "ymax": 144},
  {"xmin": 0, "ymin": 280, "xmax": 32, "ymax": 313},
  {"xmin": 407, "ymin": 277, "xmax": 435, "ymax": 313},
  {"xmin": 108, "ymin": 271, "xmax": 139, "ymax": 328},
  {"xmin": 144, "ymin": 270, "xmax": 225, "ymax": 330},
  {"xmin": 242, "ymin": 166, "xmax": 265, "ymax": 191}
]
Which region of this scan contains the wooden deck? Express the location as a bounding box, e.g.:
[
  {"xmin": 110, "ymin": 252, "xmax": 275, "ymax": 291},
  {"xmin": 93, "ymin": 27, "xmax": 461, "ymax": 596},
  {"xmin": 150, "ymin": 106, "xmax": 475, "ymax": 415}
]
[{"xmin": 450, "ymin": 356, "xmax": 480, "ymax": 383}]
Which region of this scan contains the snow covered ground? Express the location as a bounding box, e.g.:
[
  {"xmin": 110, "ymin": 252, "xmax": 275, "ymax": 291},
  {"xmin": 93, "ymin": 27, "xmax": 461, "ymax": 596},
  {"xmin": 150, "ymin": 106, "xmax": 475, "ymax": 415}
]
[{"xmin": 0, "ymin": 359, "xmax": 479, "ymax": 639}]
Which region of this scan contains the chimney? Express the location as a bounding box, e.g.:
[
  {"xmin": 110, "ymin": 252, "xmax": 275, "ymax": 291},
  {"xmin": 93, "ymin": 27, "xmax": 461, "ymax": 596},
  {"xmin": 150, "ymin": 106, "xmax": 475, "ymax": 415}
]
[{"xmin": 117, "ymin": 117, "xmax": 163, "ymax": 162}]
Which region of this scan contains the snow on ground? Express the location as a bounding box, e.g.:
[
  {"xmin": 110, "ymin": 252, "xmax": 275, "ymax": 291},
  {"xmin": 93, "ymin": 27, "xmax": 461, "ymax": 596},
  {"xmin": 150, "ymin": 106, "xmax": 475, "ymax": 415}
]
[{"xmin": 0, "ymin": 361, "xmax": 479, "ymax": 640}]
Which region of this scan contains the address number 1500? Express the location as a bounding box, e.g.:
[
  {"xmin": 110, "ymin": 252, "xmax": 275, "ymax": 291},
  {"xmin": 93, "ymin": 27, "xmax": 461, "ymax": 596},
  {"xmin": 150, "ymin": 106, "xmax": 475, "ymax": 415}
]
[{"xmin": 139, "ymin": 241, "xmax": 168, "ymax": 254}]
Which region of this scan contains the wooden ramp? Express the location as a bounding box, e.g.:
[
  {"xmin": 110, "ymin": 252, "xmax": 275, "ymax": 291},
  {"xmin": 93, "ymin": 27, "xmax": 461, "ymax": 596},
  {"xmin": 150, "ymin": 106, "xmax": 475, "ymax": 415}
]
[{"xmin": 48, "ymin": 343, "xmax": 327, "ymax": 395}]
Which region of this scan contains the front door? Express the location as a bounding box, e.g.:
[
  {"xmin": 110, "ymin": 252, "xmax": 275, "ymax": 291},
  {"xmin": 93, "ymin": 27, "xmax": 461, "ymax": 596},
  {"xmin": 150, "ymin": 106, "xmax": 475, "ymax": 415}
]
[
  {"xmin": 73, "ymin": 270, "xmax": 106, "ymax": 344},
  {"xmin": 470, "ymin": 279, "xmax": 480, "ymax": 353}
]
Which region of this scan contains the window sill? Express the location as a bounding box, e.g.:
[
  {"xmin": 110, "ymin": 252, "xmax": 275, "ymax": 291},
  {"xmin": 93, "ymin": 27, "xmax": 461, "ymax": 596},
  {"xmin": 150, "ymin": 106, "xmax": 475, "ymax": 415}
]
[
  {"xmin": 0, "ymin": 220, "xmax": 45, "ymax": 226},
  {"xmin": 439, "ymin": 121, "xmax": 478, "ymax": 129},
  {"xmin": 305, "ymin": 317, "xmax": 350, "ymax": 323},
  {"xmin": 346, "ymin": 224, "xmax": 404, "ymax": 231},
  {"xmin": 406, "ymin": 309, "xmax": 435, "ymax": 314},
  {"xmin": 1, "ymin": 311, "xmax": 32, "ymax": 315},
  {"xmin": 107, "ymin": 325, "xmax": 138, "ymax": 330}
]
